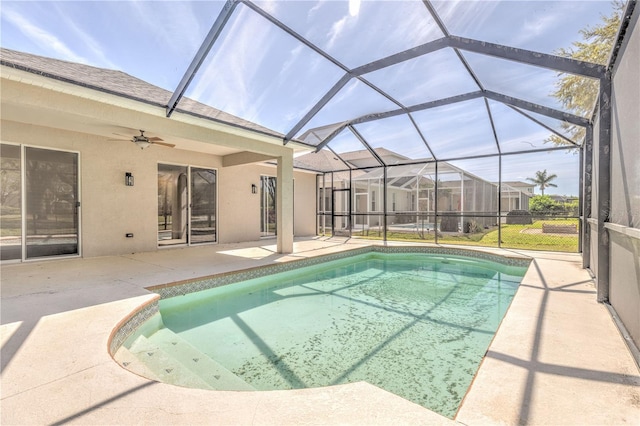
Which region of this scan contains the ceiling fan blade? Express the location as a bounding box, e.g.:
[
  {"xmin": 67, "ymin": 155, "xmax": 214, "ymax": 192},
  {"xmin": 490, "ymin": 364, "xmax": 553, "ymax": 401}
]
[
  {"xmin": 152, "ymin": 142, "xmax": 176, "ymax": 148},
  {"xmin": 107, "ymin": 138, "xmax": 129, "ymax": 142},
  {"xmin": 148, "ymin": 136, "xmax": 164, "ymax": 142}
]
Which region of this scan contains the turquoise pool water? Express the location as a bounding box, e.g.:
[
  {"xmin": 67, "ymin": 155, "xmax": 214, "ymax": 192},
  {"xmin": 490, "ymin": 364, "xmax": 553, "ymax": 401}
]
[{"xmin": 145, "ymin": 252, "xmax": 527, "ymax": 418}]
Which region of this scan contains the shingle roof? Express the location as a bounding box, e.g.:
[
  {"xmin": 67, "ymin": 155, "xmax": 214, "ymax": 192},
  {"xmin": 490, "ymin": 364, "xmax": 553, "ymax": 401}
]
[
  {"xmin": 339, "ymin": 148, "xmax": 407, "ymax": 162},
  {"xmin": 502, "ymin": 181, "xmax": 536, "ymax": 187},
  {"xmin": 293, "ymin": 149, "xmax": 349, "ymax": 172},
  {"xmin": 0, "ymin": 48, "xmax": 282, "ymax": 139}
]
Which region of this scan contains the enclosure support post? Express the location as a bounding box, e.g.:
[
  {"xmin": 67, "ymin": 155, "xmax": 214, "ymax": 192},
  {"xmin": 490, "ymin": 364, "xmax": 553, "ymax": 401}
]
[
  {"xmin": 460, "ymin": 172, "xmax": 465, "ymax": 233},
  {"xmin": 317, "ymin": 174, "xmax": 322, "ymax": 236},
  {"xmin": 330, "ymin": 173, "xmax": 335, "ymax": 237},
  {"xmin": 580, "ymin": 148, "xmax": 584, "ymax": 256},
  {"xmin": 349, "ymin": 168, "xmax": 353, "ymax": 238},
  {"xmin": 582, "ymin": 126, "xmax": 593, "ymax": 269},
  {"xmin": 596, "ymin": 74, "xmax": 612, "ymax": 302},
  {"xmin": 498, "ymin": 156, "xmax": 502, "ymax": 248},
  {"xmin": 434, "ymin": 162, "xmax": 439, "ymax": 245},
  {"xmin": 383, "ymin": 167, "xmax": 388, "ymax": 243}
]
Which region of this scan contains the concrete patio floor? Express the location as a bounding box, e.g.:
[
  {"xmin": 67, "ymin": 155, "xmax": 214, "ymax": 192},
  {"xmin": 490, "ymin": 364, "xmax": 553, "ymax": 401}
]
[{"xmin": 1, "ymin": 237, "xmax": 639, "ymax": 425}]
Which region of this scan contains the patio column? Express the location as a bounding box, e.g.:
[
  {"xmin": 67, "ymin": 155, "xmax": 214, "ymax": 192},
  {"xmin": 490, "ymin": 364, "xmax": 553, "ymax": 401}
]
[{"xmin": 277, "ymin": 150, "xmax": 294, "ymax": 254}]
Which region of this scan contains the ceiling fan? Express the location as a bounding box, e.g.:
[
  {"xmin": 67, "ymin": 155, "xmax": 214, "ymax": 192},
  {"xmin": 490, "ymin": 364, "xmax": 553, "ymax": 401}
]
[{"xmin": 109, "ymin": 130, "xmax": 175, "ymax": 149}]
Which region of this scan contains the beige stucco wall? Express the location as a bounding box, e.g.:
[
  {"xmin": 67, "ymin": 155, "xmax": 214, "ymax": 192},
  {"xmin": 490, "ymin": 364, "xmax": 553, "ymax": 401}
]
[
  {"xmin": 218, "ymin": 163, "xmax": 317, "ymax": 243},
  {"xmin": 1, "ymin": 120, "xmax": 316, "ymax": 259}
]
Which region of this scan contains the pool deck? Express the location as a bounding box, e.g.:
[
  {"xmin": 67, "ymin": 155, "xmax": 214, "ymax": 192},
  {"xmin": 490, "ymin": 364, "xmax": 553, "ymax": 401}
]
[{"xmin": 1, "ymin": 237, "xmax": 639, "ymax": 425}]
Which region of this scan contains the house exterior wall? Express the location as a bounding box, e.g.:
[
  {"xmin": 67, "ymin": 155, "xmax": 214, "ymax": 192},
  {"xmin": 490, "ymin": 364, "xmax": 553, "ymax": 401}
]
[
  {"xmin": 240, "ymin": 164, "xmax": 318, "ymax": 239},
  {"xmin": 1, "ymin": 120, "xmax": 316, "ymax": 259}
]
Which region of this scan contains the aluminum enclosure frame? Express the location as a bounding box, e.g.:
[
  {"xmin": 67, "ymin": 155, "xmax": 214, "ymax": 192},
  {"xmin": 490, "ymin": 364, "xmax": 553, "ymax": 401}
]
[{"xmin": 162, "ymin": 0, "xmax": 625, "ymax": 283}]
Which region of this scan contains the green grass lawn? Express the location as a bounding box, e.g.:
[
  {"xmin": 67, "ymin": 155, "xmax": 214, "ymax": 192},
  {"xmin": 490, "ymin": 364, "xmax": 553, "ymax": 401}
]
[
  {"xmin": 352, "ymin": 218, "xmax": 579, "ymax": 252},
  {"xmin": 496, "ymin": 219, "xmax": 579, "ymax": 252}
]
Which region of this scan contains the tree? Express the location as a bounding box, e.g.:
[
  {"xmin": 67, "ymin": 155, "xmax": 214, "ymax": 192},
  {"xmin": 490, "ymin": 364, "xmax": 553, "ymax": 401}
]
[
  {"xmin": 527, "ymin": 170, "xmax": 558, "ymax": 195},
  {"xmin": 548, "ymin": 1, "xmax": 624, "ymax": 146}
]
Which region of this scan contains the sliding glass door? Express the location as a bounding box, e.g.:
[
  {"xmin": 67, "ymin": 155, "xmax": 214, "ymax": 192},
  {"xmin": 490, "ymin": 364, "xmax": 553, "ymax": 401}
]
[
  {"xmin": 190, "ymin": 167, "xmax": 217, "ymax": 244},
  {"xmin": 1, "ymin": 144, "xmax": 22, "ymax": 260},
  {"xmin": 260, "ymin": 175, "xmax": 276, "ymax": 238},
  {"xmin": 158, "ymin": 164, "xmax": 188, "ymax": 246},
  {"xmin": 158, "ymin": 164, "xmax": 217, "ymax": 246},
  {"xmin": 0, "ymin": 144, "xmax": 79, "ymax": 261}
]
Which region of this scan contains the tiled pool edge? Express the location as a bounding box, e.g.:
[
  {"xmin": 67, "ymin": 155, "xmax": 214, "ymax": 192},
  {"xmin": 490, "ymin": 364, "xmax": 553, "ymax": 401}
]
[
  {"xmin": 108, "ymin": 245, "xmax": 531, "ymax": 356},
  {"xmin": 149, "ymin": 245, "xmax": 530, "ymax": 299},
  {"xmin": 108, "ymin": 297, "xmax": 159, "ymax": 356}
]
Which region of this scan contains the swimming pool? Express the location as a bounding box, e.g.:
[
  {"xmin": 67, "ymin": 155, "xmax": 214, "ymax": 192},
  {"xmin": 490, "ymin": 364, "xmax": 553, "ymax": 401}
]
[{"xmin": 113, "ymin": 248, "xmax": 529, "ymax": 418}]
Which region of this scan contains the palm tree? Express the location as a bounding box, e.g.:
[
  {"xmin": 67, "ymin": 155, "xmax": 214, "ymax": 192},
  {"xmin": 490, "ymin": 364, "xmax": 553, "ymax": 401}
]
[{"xmin": 527, "ymin": 170, "xmax": 558, "ymax": 195}]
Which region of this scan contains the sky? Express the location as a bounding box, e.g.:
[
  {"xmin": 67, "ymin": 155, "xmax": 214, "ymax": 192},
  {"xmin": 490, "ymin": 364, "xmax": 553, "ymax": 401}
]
[{"xmin": 0, "ymin": 0, "xmax": 618, "ymax": 195}]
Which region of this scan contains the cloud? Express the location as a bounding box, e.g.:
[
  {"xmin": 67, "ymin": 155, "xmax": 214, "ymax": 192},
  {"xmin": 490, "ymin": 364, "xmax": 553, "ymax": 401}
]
[
  {"xmin": 510, "ymin": 4, "xmax": 570, "ymax": 48},
  {"xmin": 128, "ymin": 0, "xmax": 207, "ymax": 55},
  {"xmin": 50, "ymin": 4, "xmax": 119, "ymax": 70},
  {"xmin": 188, "ymin": 7, "xmax": 271, "ymax": 120},
  {"xmin": 281, "ymin": 44, "xmax": 305, "ymax": 76},
  {"xmin": 255, "ymin": 0, "xmax": 279, "ymax": 15},
  {"xmin": 308, "ymin": 0, "xmax": 326, "ymax": 19},
  {"xmin": 326, "ymin": 14, "xmax": 350, "ymax": 51},
  {"xmin": 432, "ymin": 0, "xmax": 500, "ymax": 38},
  {"xmin": 1, "ymin": 8, "xmax": 88, "ymax": 64}
]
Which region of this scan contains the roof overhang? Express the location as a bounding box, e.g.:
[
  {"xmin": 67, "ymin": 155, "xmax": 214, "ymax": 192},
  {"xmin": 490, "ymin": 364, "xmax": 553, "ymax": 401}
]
[{"xmin": 0, "ymin": 65, "xmax": 311, "ymax": 159}]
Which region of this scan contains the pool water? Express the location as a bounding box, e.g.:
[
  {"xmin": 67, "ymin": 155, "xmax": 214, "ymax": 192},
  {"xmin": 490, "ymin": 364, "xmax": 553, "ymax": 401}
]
[{"xmin": 145, "ymin": 252, "xmax": 527, "ymax": 418}]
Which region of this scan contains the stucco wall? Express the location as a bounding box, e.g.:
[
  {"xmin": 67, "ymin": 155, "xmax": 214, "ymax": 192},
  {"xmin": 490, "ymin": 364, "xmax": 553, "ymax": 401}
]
[
  {"xmin": 1, "ymin": 120, "xmax": 316, "ymax": 258},
  {"xmin": 219, "ymin": 164, "xmax": 317, "ymax": 243},
  {"xmin": 608, "ymin": 8, "xmax": 640, "ymax": 348}
]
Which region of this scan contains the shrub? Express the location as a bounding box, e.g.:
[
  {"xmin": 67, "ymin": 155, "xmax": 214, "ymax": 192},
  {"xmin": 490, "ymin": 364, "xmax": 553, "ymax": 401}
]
[{"xmin": 506, "ymin": 210, "xmax": 532, "ymax": 224}]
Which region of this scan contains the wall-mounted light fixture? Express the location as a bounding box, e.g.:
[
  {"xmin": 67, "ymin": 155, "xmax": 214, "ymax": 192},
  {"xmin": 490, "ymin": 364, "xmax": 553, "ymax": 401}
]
[
  {"xmin": 251, "ymin": 183, "xmax": 257, "ymax": 194},
  {"xmin": 125, "ymin": 172, "xmax": 134, "ymax": 186}
]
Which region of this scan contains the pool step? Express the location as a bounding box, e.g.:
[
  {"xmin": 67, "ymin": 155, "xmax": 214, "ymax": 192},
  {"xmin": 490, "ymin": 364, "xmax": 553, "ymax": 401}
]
[
  {"xmin": 113, "ymin": 345, "xmax": 161, "ymax": 382},
  {"xmin": 147, "ymin": 328, "xmax": 255, "ymax": 391},
  {"xmin": 129, "ymin": 328, "xmax": 254, "ymax": 391},
  {"xmin": 125, "ymin": 334, "xmax": 216, "ymax": 390}
]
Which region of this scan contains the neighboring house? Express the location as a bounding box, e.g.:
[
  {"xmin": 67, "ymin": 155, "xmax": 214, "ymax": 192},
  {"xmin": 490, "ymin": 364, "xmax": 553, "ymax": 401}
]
[
  {"xmin": 298, "ymin": 148, "xmax": 502, "ymax": 232},
  {"xmin": 296, "ymin": 149, "xmax": 538, "ymax": 234},
  {"xmin": 501, "ymin": 181, "xmax": 536, "ymax": 212}
]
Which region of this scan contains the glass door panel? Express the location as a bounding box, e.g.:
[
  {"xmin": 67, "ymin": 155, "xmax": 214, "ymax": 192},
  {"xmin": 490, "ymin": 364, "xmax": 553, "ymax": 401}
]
[
  {"xmin": 0, "ymin": 144, "xmax": 22, "ymax": 260},
  {"xmin": 261, "ymin": 176, "xmax": 276, "ymax": 237},
  {"xmin": 354, "ymin": 191, "xmax": 368, "ymax": 226},
  {"xmin": 158, "ymin": 164, "xmax": 188, "ymax": 246},
  {"xmin": 190, "ymin": 168, "xmax": 217, "ymax": 244},
  {"xmin": 332, "ymin": 188, "xmax": 351, "ymax": 237},
  {"xmin": 25, "ymin": 147, "xmax": 78, "ymax": 259}
]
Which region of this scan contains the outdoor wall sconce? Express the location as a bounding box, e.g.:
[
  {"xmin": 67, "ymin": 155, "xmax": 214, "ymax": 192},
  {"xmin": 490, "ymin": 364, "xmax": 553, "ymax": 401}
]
[
  {"xmin": 125, "ymin": 172, "xmax": 134, "ymax": 186},
  {"xmin": 251, "ymin": 183, "xmax": 257, "ymax": 194}
]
